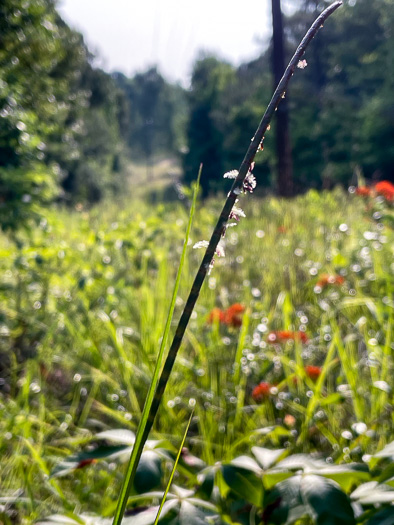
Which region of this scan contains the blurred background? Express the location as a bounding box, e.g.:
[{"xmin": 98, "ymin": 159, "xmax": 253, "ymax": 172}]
[{"xmin": 1, "ymin": 0, "xmax": 393, "ymax": 221}]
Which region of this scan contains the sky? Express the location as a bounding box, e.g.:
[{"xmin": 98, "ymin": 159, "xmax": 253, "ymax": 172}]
[{"xmin": 57, "ymin": 0, "xmax": 285, "ymax": 86}]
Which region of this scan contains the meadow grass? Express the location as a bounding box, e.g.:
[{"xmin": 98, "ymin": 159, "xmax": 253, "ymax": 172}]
[{"xmin": 0, "ymin": 188, "xmax": 393, "ymax": 522}]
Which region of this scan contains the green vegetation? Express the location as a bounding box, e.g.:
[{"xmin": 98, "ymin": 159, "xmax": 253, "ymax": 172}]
[
  {"xmin": 2, "ymin": 0, "xmax": 394, "ymax": 523},
  {"xmin": 0, "ymin": 189, "xmax": 393, "ymax": 523}
]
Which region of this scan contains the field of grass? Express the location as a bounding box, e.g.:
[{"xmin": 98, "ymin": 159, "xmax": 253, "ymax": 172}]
[{"xmin": 0, "ymin": 187, "xmax": 393, "ymax": 524}]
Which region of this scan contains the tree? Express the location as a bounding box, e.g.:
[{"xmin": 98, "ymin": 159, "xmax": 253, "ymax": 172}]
[
  {"xmin": 271, "ymin": 0, "xmax": 294, "ymax": 196},
  {"xmin": 183, "ymin": 56, "xmax": 235, "ymax": 196}
]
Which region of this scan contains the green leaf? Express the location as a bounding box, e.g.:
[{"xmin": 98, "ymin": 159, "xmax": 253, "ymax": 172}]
[
  {"xmin": 251, "ymin": 447, "xmax": 285, "ymax": 470},
  {"xmin": 309, "ymin": 463, "xmax": 370, "ymax": 492},
  {"xmin": 265, "ymin": 474, "xmax": 355, "ymax": 525},
  {"xmin": 50, "ymin": 445, "xmax": 131, "ymax": 478},
  {"xmin": 124, "ymin": 500, "xmax": 179, "ymax": 525},
  {"xmin": 263, "ymin": 470, "xmax": 293, "ymax": 490},
  {"xmin": 365, "ymin": 507, "xmax": 394, "ymax": 525},
  {"xmin": 351, "ymin": 482, "xmax": 394, "ymax": 505},
  {"xmin": 301, "ymin": 474, "xmax": 356, "ymax": 525},
  {"xmin": 134, "ymin": 451, "xmax": 163, "ymax": 494},
  {"xmin": 375, "ymin": 442, "xmax": 394, "ymax": 459},
  {"xmin": 95, "ymin": 430, "xmax": 136, "ymax": 445},
  {"xmin": 276, "ymin": 454, "xmax": 326, "ymax": 471},
  {"xmin": 222, "ymin": 464, "xmax": 264, "ymax": 507},
  {"xmin": 264, "ymin": 475, "xmax": 306, "ymax": 525}
]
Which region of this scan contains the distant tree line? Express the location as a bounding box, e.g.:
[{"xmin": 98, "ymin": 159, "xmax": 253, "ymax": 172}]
[
  {"xmin": 1, "ymin": 0, "xmax": 393, "ymax": 230},
  {"xmin": 184, "ymin": 0, "xmax": 394, "ymax": 196}
]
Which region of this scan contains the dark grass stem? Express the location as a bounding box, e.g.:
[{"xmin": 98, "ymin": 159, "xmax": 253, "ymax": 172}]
[{"xmin": 112, "ymin": 3, "xmax": 342, "ymax": 523}]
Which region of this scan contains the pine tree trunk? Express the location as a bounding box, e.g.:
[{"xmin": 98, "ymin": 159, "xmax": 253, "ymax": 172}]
[{"xmin": 272, "ymin": 0, "xmax": 294, "ymax": 196}]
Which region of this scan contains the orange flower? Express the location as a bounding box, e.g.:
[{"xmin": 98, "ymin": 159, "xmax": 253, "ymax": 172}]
[
  {"xmin": 316, "ymin": 273, "xmax": 345, "ymax": 288},
  {"xmin": 355, "ymin": 186, "xmax": 372, "ymax": 197},
  {"xmin": 207, "ymin": 307, "xmax": 225, "ymax": 324},
  {"xmin": 305, "ymin": 365, "xmax": 322, "ymax": 382},
  {"xmin": 375, "ymin": 181, "xmax": 394, "ymax": 201},
  {"xmin": 268, "ymin": 330, "xmax": 308, "ymax": 344},
  {"xmin": 252, "ymin": 382, "xmax": 271, "ymax": 402},
  {"xmin": 224, "ymin": 303, "xmax": 245, "ymax": 327},
  {"xmin": 277, "ymin": 225, "xmax": 287, "ymax": 233}
]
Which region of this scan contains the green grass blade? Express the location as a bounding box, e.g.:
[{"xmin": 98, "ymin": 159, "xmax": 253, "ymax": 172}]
[
  {"xmin": 153, "ymin": 410, "xmax": 194, "ymax": 525},
  {"xmin": 112, "ymin": 167, "xmax": 202, "ymax": 525}
]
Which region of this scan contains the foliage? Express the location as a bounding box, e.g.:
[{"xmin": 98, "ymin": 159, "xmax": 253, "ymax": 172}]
[
  {"xmin": 0, "ymin": 0, "xmax": 128, "ymax": 232},
  {"xmin": 0, "ymin": 189, "xmax": 393, "ymax": 522},
  {"xmin": 183, "ymin": 56, "xmax": 236, "ymax": 196},
  {"xmin": 113, "ymin": 68, "xmax": 187, "ymax": 164},
  {"xmin": 182, "ymin": 0, "xmax": 394, "ymax": 194}
]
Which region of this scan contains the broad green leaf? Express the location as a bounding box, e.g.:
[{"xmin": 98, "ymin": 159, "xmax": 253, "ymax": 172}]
[
  {"xmin": 222, "ymin": 464, "xmax": 264, "ymax": 507},
  {"xmin": 351, "ymin": 482, "xmax": 394, "ymax": 505},
  {"xmin": 251, "ymin": 447, "xmax": 285, "ymax": 470},
  {"xmin": 264, "ymin": 475, "xmax": 306, "ymax": 525},
  {"xmin": 365, "ymin": 507, "xmax": 394, "ymax": 525},
  {"xmin": 301, "ymin": 474, "xmax": 356, "ymax": 525},
  {"xmin": 229, "ymin": 455, "xmax": 262, "ymax": 475},
  {"xmin": 276, "ymin": 454, "xmax": 326, "ymax": 471},
  {"xmin": 308, "ymin": 463, "xmax": 370, "ymax": 491},
  {"xmin": 134, "ymin": 451, "xmax": 163, "ymax": 494},
  {"xmin": 50, "ymin": 445, "xmax": 131, "ymax": 478},
  {"xmin": 375, "ymin": 442, "xmax": 394, "ymax": 459},
  {"xmin": 124, "ymin": 500, "xmax": 178, "ymax": 525},
  {"xmin": 263, "ymin": 469, "xmax": 293, "ymax": 489},
  {"xmin": 95, "ymin": 430, "xmax": 135, "ymax": 445}
]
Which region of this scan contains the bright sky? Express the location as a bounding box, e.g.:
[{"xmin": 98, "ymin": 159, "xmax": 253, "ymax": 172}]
[{"xmin": 57, "ymin": 0, "xmax": 286, "ymax": 86}]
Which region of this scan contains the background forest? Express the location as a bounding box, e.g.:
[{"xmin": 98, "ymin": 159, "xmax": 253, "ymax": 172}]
[{"xmin": 1, "ymin": 0, "xmax": 394, "ymax": 220}]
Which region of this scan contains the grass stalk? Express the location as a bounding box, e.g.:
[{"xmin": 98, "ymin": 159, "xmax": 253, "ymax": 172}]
[{"xmin": 112, "ymin": 3, "xmax": 342, "ymax": 523}]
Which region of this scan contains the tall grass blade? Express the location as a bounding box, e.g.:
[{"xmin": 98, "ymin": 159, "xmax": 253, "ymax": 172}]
[{"xmin": 112, "ymin": 167, "xmax": 202, "ymax": 525}]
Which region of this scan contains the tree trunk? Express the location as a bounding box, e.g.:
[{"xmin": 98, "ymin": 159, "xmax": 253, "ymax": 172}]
[{"xmin": 272, "ymin": 0, "xmax": 294, "ymax": 196}]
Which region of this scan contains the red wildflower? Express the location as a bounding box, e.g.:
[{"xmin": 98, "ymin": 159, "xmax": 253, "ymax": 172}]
[
  {"xmin": 375, "ymin": 181, "xmax": 394, "ymax": 202},
  {"xmin": 252, "ymin": 382, "xmax": 271, "ymax": 402},
  {"xmin": 305, "ymin": 365, "xmax": 322, "ymax": 382},
  {"xmin": 316, "ymin": 273, "xmax": 345, "ymax": 288},
  {"xmin": 224, "ymin": 303, "xmax": 245, "ymax": 327},
  {"xmin": 268, "ymin": 330, "xmax": 308, "ymax": 344},
  {"xmin": 277, "ymin": 225, "xmax": 287, "ymax": 233},
  {"xmin": 207, "ymin": 307, "xmax": 225, "ymax": 324},
  {"xmin": 355, "ymin": 186, "xmax": 372, "ymax": 197}
]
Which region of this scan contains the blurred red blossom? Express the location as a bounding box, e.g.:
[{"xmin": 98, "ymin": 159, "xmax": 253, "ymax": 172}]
[
  {"xmin": 305, "ymin": 365, "xmax": 322, "ymax": 382},
  {"xmin": 224, "ymin": 303, "xmax": 245, "ymax": 327},
  {"xmin": 207, "ymin": 307, "xmax": 225, "ymax": 324},
  {"xmin": 207, "ymin": 303, "xmax": 245, "ymax": 328},
  {"xmin": 251, "ymin": 382, "xmax": 272, "ymax": 402},
  {"xmin": 268, "ymin": 330, "xmax": 308, "ymax": 344},
  {"xmin": 355, "ymin": 186, "xmax": 372, "ymax": 197},
  {"xmin": 316, "ymin": 273, "xmax": 345, "ymax": 288},
  {"xmin": 375, "ymin": 180, "xmax": 394, "ymax": 201}
]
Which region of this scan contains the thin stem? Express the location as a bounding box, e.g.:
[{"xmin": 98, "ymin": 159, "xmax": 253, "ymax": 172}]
[{"xmin": 112, "ymin": 2, "xmax": 342, "ymax": 523}]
